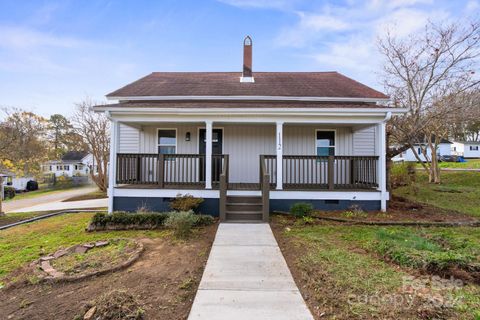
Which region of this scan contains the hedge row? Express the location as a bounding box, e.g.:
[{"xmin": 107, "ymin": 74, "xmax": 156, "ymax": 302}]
[{"xmin": 88, "ymin": 211, "xmax": 215, "ymax": 231}]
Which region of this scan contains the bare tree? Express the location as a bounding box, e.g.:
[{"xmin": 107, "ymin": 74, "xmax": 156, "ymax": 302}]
[
  {"xmin": 72, "ymin": 99, "xmax": 110, "ymax": 192},
  {"xmin": 379, "ymin": 20, "xmax": 480, "ymax": 183}
]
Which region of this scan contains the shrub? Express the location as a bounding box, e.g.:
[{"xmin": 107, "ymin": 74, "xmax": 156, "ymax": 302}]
[
  {"xmin": 290, "ymin": 202, "xmax": 314, "ymax": 217},
  {"xmin": 195, "ymin": 214, "xmax": 215, "ymax": 227},
  {"xmin": 56, "ymin": 175, "xmax": 73, "ymax": 188},
  {"xmin": 390, "ymin": 162, "xmax": 416, "ymax": 188},
  {"xmin": 3, "ymin": 186, "xmax": 15, "ymax": 199},
  {"xmin": 342, "ymin": 205, "xmax": 368, "ymax": 219},
  {"xmin": 164, "ymin": 211, "xmax": 198, "ymax": 239},
  {"xmin": 170, "ymin": 194, "xmax": 204, "ymax": 212},
  {"xmin": 90, "ymin": 212, "xmax": 169, "ymax": 229},
  {"xmin": 26, "ymin": 180, "xmax": 38, "ymax": 191}
]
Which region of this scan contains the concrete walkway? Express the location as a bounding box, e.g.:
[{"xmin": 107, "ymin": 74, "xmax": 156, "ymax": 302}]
[
  {"xmin": 9, "ymin": 198, "xmax": 107, "ymax": 213},
  {"xmin": 188, "ymin": 223, "xmax": 314, "ymax": 320},
  {"xmin": 4, "ymin": 186, "xmax": 98, "ymax": 213}
]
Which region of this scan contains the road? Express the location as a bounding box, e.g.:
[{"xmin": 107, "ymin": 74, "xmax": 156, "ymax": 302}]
[{"xmin": 4, "ymin": 186, "xmax": 100, "ymax": 213}]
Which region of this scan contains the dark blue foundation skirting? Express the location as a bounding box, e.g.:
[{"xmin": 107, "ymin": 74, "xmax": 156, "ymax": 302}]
[
  {"xmin": 269, "ymin": 199, "xmax": 381, "ymax": 212},
  {"xmin": 113, "ymin": 197, "xmax": 381, "ymax": 215},
  {"xmin": 113, "ymin": 197, "xmax": 220, "ymax": 216}
]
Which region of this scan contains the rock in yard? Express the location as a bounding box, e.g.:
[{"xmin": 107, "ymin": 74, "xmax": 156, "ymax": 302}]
[
  {"xmin": 53, "ymin": 249, "xmax": 68, "ymax": 258},
  {"xmin": 83, "ymin": 306, "xmax": 97, "ymax": 320},
  {"xmin": 40, "ymin": 256, "xmax": 55, "ymax": 261},
  {"xmin": 95, "ymin": 240, "xmax": 109, "ymax": 247},
  {"xmin": 74, "ymin": 246, "xmax": 89, "ymax": 254},
  {"xmin": 40, "ymin": 261, "xmax": 55, "ymax": 273}
]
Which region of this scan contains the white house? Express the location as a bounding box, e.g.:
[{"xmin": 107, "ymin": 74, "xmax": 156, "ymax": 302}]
[
  {"xmin": 393, "ymin": 140, "xmax": 452, "ymax": 162},
  {"xmin": 452, "ymin": 141, "xmax": 480, "ymax": 158},
  {"xmin": 94, "ymin": 36, "xmax": 406, "ymax": 219},
  {"xmin": 43, "ymin": 151, "xmax": 96, "ymax": 177}
]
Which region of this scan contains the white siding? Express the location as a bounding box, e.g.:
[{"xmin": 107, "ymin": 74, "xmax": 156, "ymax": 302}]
[
  {"xmin": 224, "ymin": 124, "xmax": 275, "ymax": 183},
  {"xmin": 118, "ymin": 123, "xmax": 140, "ymax": 153},
  {"xmin": 133, "ymin": 123, "xmax": 377, "ymax": 183},
  {"xmin": 353, "ymin": 126, "xmax": 376, "ymax": 155}
]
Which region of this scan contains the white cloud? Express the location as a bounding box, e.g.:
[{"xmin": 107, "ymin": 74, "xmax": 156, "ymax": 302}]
[
  {"xmin": 466, "ymin": 0, "xmax": 480, "ymax": 11},
  {"xmin": 0, "ymin": 26, "xmax": 87, "ymax": 50}
]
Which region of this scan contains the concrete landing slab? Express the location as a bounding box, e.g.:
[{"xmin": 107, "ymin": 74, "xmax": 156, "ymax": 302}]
[
  {"xmin": 188, "ymin": 289, "xmax": 312, "ymax": 320},
  {"xmin": 188, "ymin": 223, "xmax": 314, "ymax": 320}
]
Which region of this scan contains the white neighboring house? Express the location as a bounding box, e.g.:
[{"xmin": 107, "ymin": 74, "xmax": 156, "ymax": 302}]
[
  {"xmin": 1, "ymin": 171, "xmax": 34, "ymax": 193},
  {"xmin": 393, "ymin": 140, "xmax": 452, "ymax": 162},
  {"xmin": 43, "ymin": 151, "xmax": 96, "ymax": 177},
  {"xmin": 451, "ymin": 141, "xmax": 480, "ymax": 158}
]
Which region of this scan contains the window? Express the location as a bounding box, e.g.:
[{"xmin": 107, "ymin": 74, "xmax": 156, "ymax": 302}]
[
  {"xmin": 158, "ymin": 129, "xmax": 176, "ymax": 154},
  {"xmin": 316, "ymin": 131, "xmax": 335, "ymax": 156},
  {"xmin": 418, "ymin": 147, "xmax": 421, "ymax": 154},
  {"xmin": 56, "ymin": 165, "xmax": 61, "ymax": 171},
  {"xmin": 64, "ymin": 165, "xmax": 69, "ymax": 171},
  {"xmin": 470, "ymin": 145, "xmax": 479, "ymax": 151}
]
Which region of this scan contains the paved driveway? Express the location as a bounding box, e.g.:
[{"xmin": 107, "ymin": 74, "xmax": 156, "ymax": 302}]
[
  {"xmin": 188, "ymin": 223, "xmax": 314, "ymax": 320},
  {"xmin": 4, "ymin": 186, "xmax": 101, "ymax": 213}
]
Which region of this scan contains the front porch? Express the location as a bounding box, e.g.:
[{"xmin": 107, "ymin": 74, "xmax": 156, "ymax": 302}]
[{"xmin": 108, "ymin": 119, "xmax": 388, "ymax": 219}]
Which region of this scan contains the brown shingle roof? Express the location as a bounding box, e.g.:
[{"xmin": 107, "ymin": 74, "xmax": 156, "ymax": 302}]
[{"xmin": 107, "ymin": 72, "xmax": 388, "ymax": 99}]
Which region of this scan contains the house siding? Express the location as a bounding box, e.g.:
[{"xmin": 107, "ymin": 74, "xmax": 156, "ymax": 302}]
[
  {"xmin": 118, "ymin": 123, "xmax": 377, "ymax": 183},
  {"xmin": 353, "ymin": 126, "xmax": 376, "ymax": 155},
  {"xmin": 118, "ymin": 124, "xmax": 140, "ymax": 153}
]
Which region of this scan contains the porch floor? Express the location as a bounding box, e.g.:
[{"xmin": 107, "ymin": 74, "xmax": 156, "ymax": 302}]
[{"xmin": 116, "ymin": 182, "xmax": 377, "ymax": 191}]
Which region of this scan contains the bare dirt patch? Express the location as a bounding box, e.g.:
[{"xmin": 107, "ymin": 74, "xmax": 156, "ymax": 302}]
[
  {"xmin": 0, "ymin": 224, "xmax": 217, "ymax": 320},
  {"xmin": 314, "ymin": 196, "xmax": 477, "ymax": 223}
]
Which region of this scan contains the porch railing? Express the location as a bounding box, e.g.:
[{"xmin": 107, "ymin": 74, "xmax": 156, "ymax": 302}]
[
  {"xmin": 116, "ymin": 153, "xmax": 228, "ymax": 187},
  {"xmin": 259, "ymin": 155, "xmax": 270, "ymax": 222},
  {"xmin": 261, "ymin": 155, "xmax": 379, "ymax": 190}
]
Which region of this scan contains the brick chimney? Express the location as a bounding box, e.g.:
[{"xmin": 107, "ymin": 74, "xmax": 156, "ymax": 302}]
[{"xmin": 241, "ymin": 36, "xmax": 254, "ymax": 83}]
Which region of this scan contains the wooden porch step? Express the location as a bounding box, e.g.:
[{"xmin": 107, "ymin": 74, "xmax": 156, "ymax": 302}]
[
  {"xmin": 226, "ymin": 203, "xmax": 262, "ymax": 211},
  {"xmin": 226, "ymin": 212, "xmax": 263, "ymax": 221},
  {"xmin": 226, "ymin": 196, "xmax": 262, "ymax": 204}
]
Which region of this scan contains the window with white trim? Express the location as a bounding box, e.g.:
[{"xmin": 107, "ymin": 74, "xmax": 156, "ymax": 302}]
[
  {"xmin": 158, "ymin": 129, "xmax": 176, "ymax": 154},
  {"xmin": 316, "ymin": 131, "xmax": 335, "ymax": 156},
  {"xmin": 470, "ymin": 145, "xmax": 479, "ymax": 151}
]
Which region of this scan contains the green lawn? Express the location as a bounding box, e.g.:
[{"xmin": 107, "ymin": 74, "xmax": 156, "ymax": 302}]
[
  {"xmin": 394, "ymin": 171, "xmax": 480, "ymax": 217},
  {"xmin": 277, "ymin": 219, "xmax": 480, "ymax": 319},
  {"xmin": 0, "ymin": 213, "xmax": 169, "ymax": 284},
  {"xmin": 414, "ymin": 159, "xmax": 480, "ymax": 169},
  {"xmin": 0, "ymin": 211, "xmax": 56, "ymax": 227},
  {"xmin": 5, "ymin": 185, "xmax": 89, "ymax": 202}
]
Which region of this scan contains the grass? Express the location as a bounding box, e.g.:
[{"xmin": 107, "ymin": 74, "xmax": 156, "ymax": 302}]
[
  {"xmin": 394, "ymin": 171, "xmax": 480, "ymax": 217},
  {"xmin": 279, "ymin": 220, "xmax": 480, "ymax": 319},
  {"xmin": 0, "ymin": 211, "xmax": 52, "ymax": 227},
  {"xmin": 414, "ymin": 159, "xmax": 480, "ymax": 169},
  {"xmin": 5, "ymin": 184, "xmax": 89, "ymax": 202},
  {"xmin": 0, "ymin": 212, "xmax": 169, "ymax": 282}
]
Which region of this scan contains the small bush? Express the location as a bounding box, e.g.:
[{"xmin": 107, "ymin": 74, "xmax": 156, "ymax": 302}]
[
  {"xmin": 290, "ymin": 202, "xmax": 314, "ymax": 217},
  {"xmin": 26, "ymin": 180, "xmax": 38, "ymax": 191},
  {"xmin": 390, "ymin": 162, "xmax": 416, "ymax": 188},
  {"xmin": 165, "ymin": 211, "xmax": 197, "ymax": 239},
  {"xmin": 3, "ymin": 186, "xmax": 15, "ymax": 199},
  {"xmin": 170, "ymin": 194, "xmax": 204, "ymax": 212},
  {"xmin": 90, "ymin": 212, "xmax": 169, "ymax": 229},
  {"xmin": 195, "ymin": 214, "xmax": 215, "ymax": 227},
  {"xmin": 342, "ymin": 205, "xmax": 368, "ymax": 219}
]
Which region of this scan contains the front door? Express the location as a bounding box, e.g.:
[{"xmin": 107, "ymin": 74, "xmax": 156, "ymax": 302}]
[{"xmin": 199, "ymin": 129, "xmax": 223, "ymax": 182}]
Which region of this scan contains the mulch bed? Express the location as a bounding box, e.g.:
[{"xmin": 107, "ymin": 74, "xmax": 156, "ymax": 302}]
[{"xmin": 0, "ymin": 224, "xmax": 217, "ymax": 320}]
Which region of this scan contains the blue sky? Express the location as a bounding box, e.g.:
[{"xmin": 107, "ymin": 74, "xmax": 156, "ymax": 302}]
[{"xmin": 0, "ymin": 0, "xmax": 476, "ymax": 117}]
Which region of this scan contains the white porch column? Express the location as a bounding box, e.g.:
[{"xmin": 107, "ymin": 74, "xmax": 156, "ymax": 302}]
[
  {"xmin": 276, "ymin": 121, "xmax": 283, "ymax": 190},
  {"xmin": 205, "ymin": 120, "xmax": 213, "ymax": 189},
  {"xmin": 107, "ymin": 119, "xmax": 118, "ymax": 214},
  {"xmin": 376, "ymin": 122, "xmax": 387, "ymax": 212}
]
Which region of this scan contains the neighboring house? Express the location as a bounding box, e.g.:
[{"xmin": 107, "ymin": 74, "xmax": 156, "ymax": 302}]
[
  {"xmin": 452, "ymin": 141, "xmax": 480, "ymax": 158},
  {"xmin": 393, "ymin": 139, "xmax": 452, "ymax": 162},
  {"xmin": 1, "ymin": 171, "xmax": 33, "ymax": 191},
  {"xmin": 94, "ymin": 36, "xmax": 406, "ymax": 219},
  {"xmin": 43, "ymin": 151, "xmax": 96, "ymax": 177}
]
